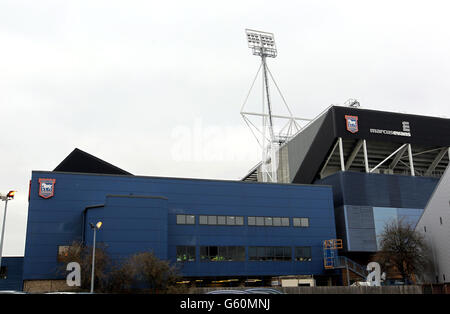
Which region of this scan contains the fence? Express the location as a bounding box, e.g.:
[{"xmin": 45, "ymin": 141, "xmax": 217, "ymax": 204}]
[{"xmin": 191, "ymin": 285, "xmax": 423, "ymax": 294}]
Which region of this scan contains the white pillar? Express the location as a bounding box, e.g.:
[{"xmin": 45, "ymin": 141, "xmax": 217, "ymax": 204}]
[
  {"xmin": 408, "ymin": 144, "xmax": 415, "ymax": 176},
  {"xmin": 363, "ymin": 139, "xmax": 369, "ymax": 173},
  {"xmin": 338, "ymin": 137, "xmax": 345, "ymax": 171}
]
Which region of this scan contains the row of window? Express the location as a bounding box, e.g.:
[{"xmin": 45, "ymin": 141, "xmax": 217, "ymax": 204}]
[
  {"xmin": 176, "ymin": 214, "xmax": 310, "ymax": 227},
  {"xmin": 176, "ymin": 245, "xmax": 312, "ymax": 262},
  {"xmin": 199, "ymin": 215, "xmax": 244, "ymax": 226}
]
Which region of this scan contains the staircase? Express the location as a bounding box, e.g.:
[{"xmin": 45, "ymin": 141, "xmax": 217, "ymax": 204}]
[{"xmin": 335, "ymin": 256, "xmax": 368, "ymax": 279}]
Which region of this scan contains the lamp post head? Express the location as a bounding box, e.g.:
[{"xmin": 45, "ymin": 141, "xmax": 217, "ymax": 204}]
[
  {"xmin": 1, "ymin": 191, "xmax": 16, "ymax": 201},
  {"xmin": 90, "ymin": 221, "xmax": 103, "ymax": 230}
]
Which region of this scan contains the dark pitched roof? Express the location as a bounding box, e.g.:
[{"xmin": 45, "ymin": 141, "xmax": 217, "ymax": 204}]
[{"xmin": 53, "ymin": 148, "xmax": 132, "ymax": 175}]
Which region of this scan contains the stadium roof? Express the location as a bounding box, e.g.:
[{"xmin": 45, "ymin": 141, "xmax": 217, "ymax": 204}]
[
  {"xmin": 54, "ymin": 148, "xmax": 132, "ymax": 175},
  {"xmin": 243, "ymin": 105, "xmax": 450, "ymax": 184}
]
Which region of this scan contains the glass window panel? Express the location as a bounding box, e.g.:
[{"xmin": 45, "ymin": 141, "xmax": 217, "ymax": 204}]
[
  {"xmin": 186, "ymin": 215, "xmax": 195, "ymax": 225},
  {"xmin": 227, "ymin": 216, "xmax": 235, "ymax": 225},
  {"xmin": 273, "ymin": 217, "xmax": 281, "ymax": 226},
  {"xmin": 176, "ymin": 246, "xmax": 184, "ymax": 262},
  {"xmin": 284, "ymin": 247, "xmax": 292, "ymax": 260},
  {"xmin": 293, "ymin": 218, "xmax": 300, "ymax": 227},
  {"xmin": 301, "ymin": 218, "xmax": 309, "ymax": 227},
  {"xmin": 177, "ymin": 246, "xmax": 196, "ymax": 262},
  {"xmin": 209, "ymin": 246, "xmax": 218, "ymax": 261},
  {"xmin": 281, "ymin": 217, "xmax": 290, "ymax": 226},
  {"xmin": 0, "ymin": 266, "xmax": 7, "ymax": 279},
  {"xmin": 275, "ymin": 247, "xmax": 284, "ymax": 260},
  {"xmin": 188, "ymin": 246, "xmax": 196, "ymax": 261},
  {"xmin": 248, "ymin": 216, "xmax": 256, "ymax": 225},
  {"xmin": 256, "ymin": 217, "xmax": 264, "ymax": 226},
  {"xmin": 257, "ymin": 247, "xmax": 265, "ymax": 260},
  {"xmin": 295, "ymin": 246, "xmax": 311, "ymax": 261},
  {"xmin": 176, "ymin": 214, "xmax": 186, "ymax": 224},
  {"xmin": 217, "ymin": 216, "xmax": 226, "ymax": 225},
  {"xmin": 248, "ymin": 247, "xmax": 257, "ymax": 260},
  {"xmin": 208, "ymin": 215, "xmax": 217, "ymax": 225},
  {"xmin": 265, "ymin": 217, "xmax": 273, "ymax": 226},
  {"xmin": 236, "ymin": 216, "xmax": 244, "ymax": 225},
  {"xmin": 236, "ymin": 247, "xmax": 245, "ymax": 261},
  {"xmin": 199, "ymin": 215, "xmax": 207, "ymax": 225},
  {"xmin": 218, "ymin": 246, "xmax": 227, "ymax": 261},
  {"xmin": 200, "ymin": 246, "xmax": 208, "ymax": 261},
  {"xmin": 373, "ymin": 207, "xmax": 398, "ymax": 249}
]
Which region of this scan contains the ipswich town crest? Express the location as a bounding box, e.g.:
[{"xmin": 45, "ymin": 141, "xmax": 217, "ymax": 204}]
[
  {"xmin": 345, "ymin": 115, "xmax": 359, "ymax": 133},
  {"xmin": 39, "ymin": 178, "xmax": 56, "ymax": 199}
]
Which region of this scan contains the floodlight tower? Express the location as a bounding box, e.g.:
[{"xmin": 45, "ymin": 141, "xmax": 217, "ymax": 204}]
[{"xmin": 245, "ymin": 29, "xmax": 279, "ymax": 182}]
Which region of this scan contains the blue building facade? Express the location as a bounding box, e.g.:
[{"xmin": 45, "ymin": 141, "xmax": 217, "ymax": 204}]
[
  {"xmin": 315, "ymin": 171, "xmax": 438, "ymax": 253},
  {"xmin": 24, "ymin": 170, "xmax": 337, "ymax": 283},
  {"xmin": 0, "ymin": 257, "xmax": 24, "ymax": 291}
]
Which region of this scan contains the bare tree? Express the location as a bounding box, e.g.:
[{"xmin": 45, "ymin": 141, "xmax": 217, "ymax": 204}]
[
  {"xmin": 373, "ymin": 220, "xmax": 431, "ymax": 284},
  {"xmin": 125, "ymin": 252, "xmax": 187, "ymax": 293},
  {"xmin": 58, "ymin": 244, "xmax": 187, "ymax": 293},
  {"xmin": 106, "ymin": 261, "xmax": 135, "ymax": 293},
  {"xmin": 58, "ymin": 241, "xmax": 111, "ymax": 291}
]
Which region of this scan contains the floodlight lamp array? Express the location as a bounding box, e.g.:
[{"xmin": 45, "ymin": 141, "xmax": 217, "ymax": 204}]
[{"xmin": 245, "ymin": 29, "xmax": 277, "ymax": 58}]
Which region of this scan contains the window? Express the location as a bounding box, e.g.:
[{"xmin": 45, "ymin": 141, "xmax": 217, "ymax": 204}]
[
  {"xmin": 186, "ymin": 215, "xmax": 195, "ymax": 225},
  {"xmin": 57, "ymin": 245, "xmax": 71, "ymax": 262},
  {"xmin": 440, "ymin": 217, "xmax": 443, "ymax": 225},
  {"xmin": 176, "ymin": 246, "xmax": 196, "ymax": 262},
  {"xmin": 248, "ymin": 246, "xmax": 292, "ymax": 261},
  {"xmin": 293, "ymin": 217, "xmax": 309, "ymax": 228},
  {"xmin": 208, "ymin": 215, "xmax": 217, "ymax": 225},
  {"xmin": 256, "ymin": 217, "xmax": 264, "ymax": 226},
  {"xmin": 199, "ymin": 215, "xmax": 244, "ymax": 226},
  {"xmin": 281, "ymin": 217, "xmax": 290, "ymax": 227},
  {"xmin": 200, "ymin": 246, "xmax": 245, "ymax": 262},
  {"xmin": 217, "ymin": 216, "xmax": 226, "ymax": 225},
  {"xmin": 176, "ymin": 214, "xmax": 195, "ymax": 225},
  {"xmin": 295, "ymin": 246, "xmax": 312, "ymax": 262},
  {"xmin": 0, "ymin": 266, "xmax": 7, "ymax": 279},
  {"xmin": 273, "ymin": 217, "xmax": 282, "ymax": 226},
  {"xmin": 248, "ymin": 216, "xmax": 290, "ymax": 227},
  {"xmin": 199, "ymin": 215, "xmax": 208, "ymax": 225}
]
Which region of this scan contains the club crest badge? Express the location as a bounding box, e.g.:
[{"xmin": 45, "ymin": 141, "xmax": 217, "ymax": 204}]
[
  {"xmin": 345, "ymin": 115, "xmax": 359, "ymax": 133},
  {"xmin": 39, "ymin": 178, "xmax": 56, "ymax": 199}
]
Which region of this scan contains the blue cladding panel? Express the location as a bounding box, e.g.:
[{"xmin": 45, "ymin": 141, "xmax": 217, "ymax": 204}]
[
  {"xmin": 85, "ymin": 195, "xmax": 168, "ymax": 260},
  {"xmin": 24, "ymin": 171, "xmax": 336, "ymax": 279},
  {"xmin": 315, "ymin": 171, "xmax": 438, "ymax": 208},
  {"xmin": 0, "ymin": 257, "xmax": 23, "ymax": 291},
  {"xmin": 315, "ymin": 172, "xmax": 438, "ymax": 252}
]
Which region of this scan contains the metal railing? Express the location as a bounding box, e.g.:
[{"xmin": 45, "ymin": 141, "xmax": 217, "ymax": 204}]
[{"xmin": 333, "ymin": 256, "xmax": 368, "ymax": 279}]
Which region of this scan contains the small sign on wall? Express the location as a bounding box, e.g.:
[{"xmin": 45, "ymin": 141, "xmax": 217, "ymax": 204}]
[{"xmin": 38, "ymin": 178, "xmax": 56, "ymax": 199}]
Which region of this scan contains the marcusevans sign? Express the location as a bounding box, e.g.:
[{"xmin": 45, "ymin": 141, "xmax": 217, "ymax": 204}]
[
  {"xmin": 369, "ymin": 121, "xmax": 411, "ymax": 137},
  {"xmin": 369, "ymin": 128, "xmax": 411, "ymax": 137}
]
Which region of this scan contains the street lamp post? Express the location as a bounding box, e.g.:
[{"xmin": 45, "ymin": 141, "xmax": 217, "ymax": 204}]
[
  {"xmin": 0, "ymin": 191, "xmax": 16, "ymax": 273},
  {"xmin": 89, "ymin": 221, "xmax": 102, "ymax": 293}
]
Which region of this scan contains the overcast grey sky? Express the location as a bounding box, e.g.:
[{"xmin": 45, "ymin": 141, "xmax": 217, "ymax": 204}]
[{"xmin": 1, "ymin": 0, "xmax": 450, "ymax": 256}]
